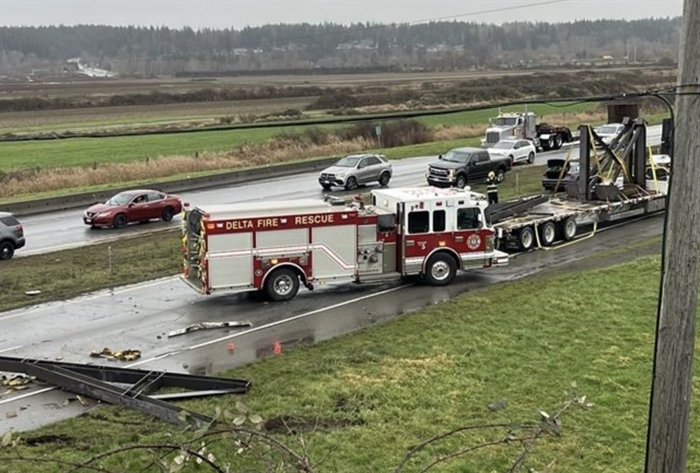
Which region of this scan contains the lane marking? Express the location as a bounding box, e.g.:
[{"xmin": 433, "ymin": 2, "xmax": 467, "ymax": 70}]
[
  {"xmin": 126, "ymin": 283, "xmax": 410, "ymax": 367},
  {"xmin": 0, "ymin": 345, "xmax": 23, "ymax": 354}
]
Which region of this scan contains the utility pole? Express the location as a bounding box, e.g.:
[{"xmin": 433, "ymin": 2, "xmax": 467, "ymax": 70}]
[{"xmin": 645, "ymin": 0, "xmax": 700, "ymax": 471}]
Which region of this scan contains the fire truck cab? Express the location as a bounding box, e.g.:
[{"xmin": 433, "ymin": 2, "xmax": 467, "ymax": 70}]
[{"xmin": 181, "ymin": 186, "xmax": 508, "ymax": 302}]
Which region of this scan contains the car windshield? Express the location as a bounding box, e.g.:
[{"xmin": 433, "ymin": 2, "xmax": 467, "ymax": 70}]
[
  {"xmin": 597, "ymin": 125, "xmax": 620, "ymax": 134},
  {"xmin": 441, "ymin": 150, "xmax": 470, "ymax": 163},
  {"xmin": 335, "ymin": 156, "xmax": 362, "ymax": 167},
  {"xmin": 495, "ymin": 117, "xmax": 518, "ymax": 126},
  {"xmin": 492, "ymin": 141, "xmax": 515, "ymax": 150},
  {"xmin": 106, "ymin": 192, "xmax": 134, "ymax": 206}
]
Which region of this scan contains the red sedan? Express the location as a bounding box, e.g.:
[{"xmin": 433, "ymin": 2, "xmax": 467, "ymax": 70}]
[{"xmin": 83, "ymin": 189, "xmax": 183, "ymax": 229}]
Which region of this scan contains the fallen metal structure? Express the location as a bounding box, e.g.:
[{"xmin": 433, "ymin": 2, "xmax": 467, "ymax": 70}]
[{"xmin": 0, "ymin": 356, "xmax": 251, "ymax": 428}]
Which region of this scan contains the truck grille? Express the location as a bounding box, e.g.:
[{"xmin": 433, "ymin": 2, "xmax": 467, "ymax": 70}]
[
  {"xmin": 429, "ymin": 167, "xmax": 449, "ymax": 176},
  {"xmin": 486, "ymin": 131, "xmax": 501, "ymax": 144}
]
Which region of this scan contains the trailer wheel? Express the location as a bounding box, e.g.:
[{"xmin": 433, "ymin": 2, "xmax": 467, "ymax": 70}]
[
  {"xmin": 264, "ymin": 267, "xmax": 300, "ymax": 302},
  {"xmin": 560, "ymin": 217, "xmax": 578, "ymax": 241},
  {"xmin": 517, "ymin": 226, "xmax": 535, "ymax": 251},
  {"xmin": 424, "ymin": 253, "xmax": 457, "ymax": 286},
  {"xmin": 554, "ymin": 134, "xmax": 563, "ymax": 150},
  {"xmin": 539, "ymin": 221, "xmax": 557, "ymax": 246}
]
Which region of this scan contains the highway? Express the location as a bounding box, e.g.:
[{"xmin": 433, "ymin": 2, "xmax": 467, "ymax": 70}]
[{"xmin": 18, "ymin": 124, "xmax": 662, "ymax": 256}]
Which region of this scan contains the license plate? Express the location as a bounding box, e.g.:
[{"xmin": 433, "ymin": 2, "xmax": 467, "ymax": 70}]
[{"xmin": 85, "ymin": 219, "xmax": 92, "ymax": 223}]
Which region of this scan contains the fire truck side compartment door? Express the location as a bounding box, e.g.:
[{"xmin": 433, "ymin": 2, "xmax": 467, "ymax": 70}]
[
  {"xmin": 207, "ymin": 232, "xmax": 253, "ymax": 290},
  {"xmin": 311, "ymin": 225, "xmax": 357, "ymax": 280}
]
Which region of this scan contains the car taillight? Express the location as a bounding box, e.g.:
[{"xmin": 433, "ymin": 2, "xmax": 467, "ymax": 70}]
[{"xmin": 16, "ymin": 225, "xmax": 23, "ymax": 233}]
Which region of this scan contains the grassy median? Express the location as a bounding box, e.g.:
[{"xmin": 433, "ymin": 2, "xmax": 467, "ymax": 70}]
[{"xmin": 3, "ymin": 255, "xmax": 698, "ymax": 473}]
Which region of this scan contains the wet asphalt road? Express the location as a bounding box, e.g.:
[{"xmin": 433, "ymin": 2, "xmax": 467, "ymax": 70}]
[
  {"xmin": 16, "ymin": 125, "xmax": 662, "ymax": 256},
  {"xmin": 0, "ymin": 211, "xmax": 664, "ymax": 433}
]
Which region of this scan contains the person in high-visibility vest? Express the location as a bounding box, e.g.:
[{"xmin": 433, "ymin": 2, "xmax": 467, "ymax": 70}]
[{"xmin": 486, "ymin": 171, "xmax": 499, "ymax": 205}]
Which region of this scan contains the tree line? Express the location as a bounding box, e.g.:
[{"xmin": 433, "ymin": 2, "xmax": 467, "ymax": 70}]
[{"xmin": 0, "ymin": 18, "xmax": 681, "ymax": 77}]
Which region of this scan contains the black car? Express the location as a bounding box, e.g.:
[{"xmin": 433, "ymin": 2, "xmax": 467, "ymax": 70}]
[
  {"xmin": 542, "ymin": 159, "xmax": 580, "ymax": 192},
  {"xmin": 426, "ymin": 147, "xmax": 513, "ymax": 189}
]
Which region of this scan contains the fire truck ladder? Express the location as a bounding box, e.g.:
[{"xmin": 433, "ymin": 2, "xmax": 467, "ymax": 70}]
[{"xmin": 0, "ymin": 356, "xmax": 251, "ymax": 428}]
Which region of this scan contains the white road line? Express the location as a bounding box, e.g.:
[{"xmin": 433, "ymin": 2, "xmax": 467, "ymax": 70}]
[
  {"xmin": 0, "ymin": 345, "xmax": 23, "ymax": 354},
  {"xmin": 126, "ymin": 283, "xmax": 410, "ymax": 367},
  {"xmin": 0, "ymin": 283, "xmax": 410, "ymax": 404}
]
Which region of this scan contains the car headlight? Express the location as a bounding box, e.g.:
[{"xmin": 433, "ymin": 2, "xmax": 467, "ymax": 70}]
[
  {"xmin": 96, "ymin": 211, "xmax": 111, "ymax": 217},
  {"xmin": 336, "ymin": 172, "xmax": 346, "ymax": 178},
  {"xmin": 448, "ymin": 169, "xmax": 455, "ymax": 176}
]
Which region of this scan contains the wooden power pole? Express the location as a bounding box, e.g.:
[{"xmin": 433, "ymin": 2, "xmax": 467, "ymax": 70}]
[{"xmin": 645, "ymin": 0, "xmax": 700, "ymax": 471}]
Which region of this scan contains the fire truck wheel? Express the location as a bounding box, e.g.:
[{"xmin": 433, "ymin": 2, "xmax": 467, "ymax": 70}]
[
  {"xmin": 378, "ymin": 171, "xmax": 391, "ymax": 187},
  {"xmin": 424, "ymin": 253, "xmax": 457, "ymax": 286},
  {"xmin": 345, "ymin": 177, "xmax": 358, "ymax": 191},
  {"xmin": 560, "ymin": 217, "xmax": 578, "ymax": 241},
  {"xmin": 517, "ymin": 226, "xmax": 535, "ymax": 251},
  {"xmin": 539, "ymin": 221, "xmax": 557, "ymax": 246},
  {"xmin": 113, "ymin": 213, "xmax": 128, "ymax": 229},
  {"xmin": 264, "ymin": 267, "xmax": 300, "ymax": 302}
]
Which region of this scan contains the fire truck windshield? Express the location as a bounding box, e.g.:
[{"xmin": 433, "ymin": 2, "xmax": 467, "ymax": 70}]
[{"xmin": 335, "ymin": 156, "xmax": 362, "ymax": 167}]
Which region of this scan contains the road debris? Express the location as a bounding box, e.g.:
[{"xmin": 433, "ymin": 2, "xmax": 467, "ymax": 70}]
[
  {"xmin": 0, "ymin": 374, "xmax": 35, "ymax": 397},
  {"xmin": 167, "ymin": 321, "xmax": 252, "ymax": 338},
  {"xmin": 89, "ymin": 348, "xmax": 142, "ymax": 361}
]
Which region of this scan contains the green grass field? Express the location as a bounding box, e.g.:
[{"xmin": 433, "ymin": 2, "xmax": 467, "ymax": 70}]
[
  {"xmin": 3, "ymin": 254, "xmax": 697, "ymax": 473},
  {"xmin": 0, "ymin": 103, "xmax": 598, "ymax": 172}
]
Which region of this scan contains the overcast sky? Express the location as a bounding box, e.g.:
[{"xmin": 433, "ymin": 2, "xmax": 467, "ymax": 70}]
[{"xmin": 0, "ymin": 0, "xmax": 684, "ymax": 29}]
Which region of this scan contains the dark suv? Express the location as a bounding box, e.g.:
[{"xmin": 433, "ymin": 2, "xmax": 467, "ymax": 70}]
[{"xmin": 0, "ymin": 211, "xmax": 25, "ymax": 260}]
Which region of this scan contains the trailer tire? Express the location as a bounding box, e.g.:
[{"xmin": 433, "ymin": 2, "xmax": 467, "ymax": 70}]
[
  {"xmin": 560, "ymin": 217, "xmax": 578, "ymax": 241},
  {"xmin": 424, "ymin": 252, "xmax": 458, "ymax": 286},
  {"xmin": 517, "ymin": 226, "xmax": 535, "ymax": 251},
  {"xmin": 264, "ymin": 267, "xmax": 300, "ymax": 302},
  {"xmin": 554, "ymin": 134, "xmax": 563, "ymax": 150},
  {"xmin": 539, "ymin": 221, "xmax": 557, "ymax": 246}
]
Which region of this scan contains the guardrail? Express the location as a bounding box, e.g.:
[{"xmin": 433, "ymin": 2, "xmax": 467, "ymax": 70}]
[{"xmin": 1, "ymin": 157, "xmax": 339, "ymax": 217}]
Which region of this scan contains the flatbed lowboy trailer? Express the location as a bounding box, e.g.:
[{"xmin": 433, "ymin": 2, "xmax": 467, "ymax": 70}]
[{"xmin": 488, "ymin": 118, "xmax": 668, "ymax": 251}]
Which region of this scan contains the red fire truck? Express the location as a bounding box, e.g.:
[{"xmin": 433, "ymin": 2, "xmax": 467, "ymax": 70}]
[{"xmin": 180, "ymin": 187, "xmax": 509, "ymax": 302}]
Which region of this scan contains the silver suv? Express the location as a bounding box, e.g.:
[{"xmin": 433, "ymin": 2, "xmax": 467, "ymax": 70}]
[
  {"xmin": 0, "ymin": 211, "xmax": 26, "ymax": 260},
  {"xmin": 318, "ymin": 154, "xmax": 393, "ymax": 191}
]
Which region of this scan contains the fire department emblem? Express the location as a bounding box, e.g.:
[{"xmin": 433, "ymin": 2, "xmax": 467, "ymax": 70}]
[{"xmin": 467, "ymin": 234, "xmax": 481, "ymax": 250}]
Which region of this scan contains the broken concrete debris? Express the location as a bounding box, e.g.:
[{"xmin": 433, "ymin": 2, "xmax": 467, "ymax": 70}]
[{"xmin": 89, "ymin": 348, "xmax": 142, "ymax": 361}]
